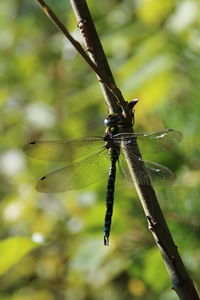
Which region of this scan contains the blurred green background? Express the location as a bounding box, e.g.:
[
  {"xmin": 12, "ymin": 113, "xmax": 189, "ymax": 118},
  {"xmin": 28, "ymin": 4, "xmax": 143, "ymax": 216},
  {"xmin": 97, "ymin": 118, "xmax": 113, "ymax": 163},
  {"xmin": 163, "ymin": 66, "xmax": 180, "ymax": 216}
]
[{"xmin": 1, "ymin": 0, "xmax": 200, "ymax": 299}]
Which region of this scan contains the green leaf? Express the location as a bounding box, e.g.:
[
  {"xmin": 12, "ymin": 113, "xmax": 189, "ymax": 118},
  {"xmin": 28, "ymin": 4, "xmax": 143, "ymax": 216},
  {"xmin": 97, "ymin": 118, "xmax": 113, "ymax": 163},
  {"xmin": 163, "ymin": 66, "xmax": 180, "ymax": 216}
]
[{"xmin": 0, "ymin": 236, "xmax": 40, "ymax": 275}]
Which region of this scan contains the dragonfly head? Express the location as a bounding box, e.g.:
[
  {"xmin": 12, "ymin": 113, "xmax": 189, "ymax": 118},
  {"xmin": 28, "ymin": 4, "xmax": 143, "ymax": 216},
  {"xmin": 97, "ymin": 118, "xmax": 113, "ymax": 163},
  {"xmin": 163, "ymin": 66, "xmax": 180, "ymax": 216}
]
[{"xmin": 104, "ymin": 113, "xmax": 121, "ymax": 127}]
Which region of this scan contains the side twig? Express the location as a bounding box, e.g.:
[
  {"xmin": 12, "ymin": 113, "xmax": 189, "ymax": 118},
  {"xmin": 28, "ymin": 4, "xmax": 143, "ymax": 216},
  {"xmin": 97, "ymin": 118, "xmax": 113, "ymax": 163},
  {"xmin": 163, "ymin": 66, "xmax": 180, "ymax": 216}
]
[{"xmin": 35, "ymin": 0, "xmax": 129, "ymax": 116}]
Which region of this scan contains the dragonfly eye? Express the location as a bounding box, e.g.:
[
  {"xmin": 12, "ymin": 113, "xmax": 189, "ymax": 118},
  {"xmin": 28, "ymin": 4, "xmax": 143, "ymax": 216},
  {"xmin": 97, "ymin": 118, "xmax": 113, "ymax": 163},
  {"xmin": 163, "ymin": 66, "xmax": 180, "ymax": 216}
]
[{"xmin": 104, "ymin": 113, "xmax": 121, "ymax": 127}]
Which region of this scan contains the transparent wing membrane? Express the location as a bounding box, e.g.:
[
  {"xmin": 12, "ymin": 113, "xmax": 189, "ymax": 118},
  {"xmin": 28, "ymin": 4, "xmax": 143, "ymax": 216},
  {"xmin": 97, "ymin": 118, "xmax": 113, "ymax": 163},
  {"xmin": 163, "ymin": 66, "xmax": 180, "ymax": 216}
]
[
  {"xmin": 144, "ymin": 160, "xmax": 176, "ymax": 183},
  {"xmin": 24, "ymin": 128, "xmax": 181, "ymax": 192},
  {"xmin": 118, "ymin": 151, "xmax": 175, "ymax": 185},
  {"xmin": 36, "ymin": 150, "xmax": 110, "ymax": 193},
  {"xmin": 114, "ymin": 129, "xmax": 182, "ymax": 154},
  {"xmin": 23, "ymin": 137, "xmax": 105, "ymax": 163}
]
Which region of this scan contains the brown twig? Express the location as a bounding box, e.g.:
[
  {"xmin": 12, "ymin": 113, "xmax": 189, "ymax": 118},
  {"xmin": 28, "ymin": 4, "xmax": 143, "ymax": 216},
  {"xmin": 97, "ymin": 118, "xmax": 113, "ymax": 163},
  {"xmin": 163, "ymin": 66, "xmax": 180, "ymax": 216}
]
[
  {"xmin": 70, "ymin": 1, "xmax": 129, "ymax": 116},
  {"xmin": 35, "ymin": 0, "xmax": 129, "ymax": 116},
  {"xmin": 34, "ymin": 0, "xmax": 199, "ymax": 299},
  {"xmin": 35, "ymin": 0, "xmax": 100, "ymax": 76}
]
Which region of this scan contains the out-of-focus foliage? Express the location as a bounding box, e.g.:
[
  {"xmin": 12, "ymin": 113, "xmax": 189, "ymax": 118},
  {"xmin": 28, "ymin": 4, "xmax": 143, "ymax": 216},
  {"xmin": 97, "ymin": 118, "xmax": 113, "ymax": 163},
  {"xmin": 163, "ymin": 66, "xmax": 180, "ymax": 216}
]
[
  {"xmin": 0, "ymin": 236, "xmax": 39, "ymax": 276},
  {"xmin": 0, "ymin": 0, "xmax": 200, "ymax": 299}
]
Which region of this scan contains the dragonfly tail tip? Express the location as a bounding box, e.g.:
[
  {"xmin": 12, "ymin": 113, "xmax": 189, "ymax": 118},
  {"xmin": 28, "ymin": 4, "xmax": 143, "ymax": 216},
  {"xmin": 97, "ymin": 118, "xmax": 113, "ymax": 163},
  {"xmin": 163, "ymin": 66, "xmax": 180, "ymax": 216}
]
[{"xmin": 104, "ymin": 236, "xmax": 109, "ymax": 246}]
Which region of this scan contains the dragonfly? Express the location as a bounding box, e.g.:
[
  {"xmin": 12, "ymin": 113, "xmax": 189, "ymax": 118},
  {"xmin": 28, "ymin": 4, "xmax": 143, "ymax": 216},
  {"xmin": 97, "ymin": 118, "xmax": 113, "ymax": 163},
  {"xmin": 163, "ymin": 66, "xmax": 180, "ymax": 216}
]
[{"xmin": 23, "ymin": 113, "xmax": 182, "ymax": 246}]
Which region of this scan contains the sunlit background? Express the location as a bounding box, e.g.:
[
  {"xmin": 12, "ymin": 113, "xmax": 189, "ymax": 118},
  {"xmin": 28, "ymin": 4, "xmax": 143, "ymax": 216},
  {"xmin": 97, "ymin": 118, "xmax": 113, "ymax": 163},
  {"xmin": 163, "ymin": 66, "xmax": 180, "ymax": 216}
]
[{"xmin": 1, "ymin": 0, "xmax": 200, "ymax": 299}]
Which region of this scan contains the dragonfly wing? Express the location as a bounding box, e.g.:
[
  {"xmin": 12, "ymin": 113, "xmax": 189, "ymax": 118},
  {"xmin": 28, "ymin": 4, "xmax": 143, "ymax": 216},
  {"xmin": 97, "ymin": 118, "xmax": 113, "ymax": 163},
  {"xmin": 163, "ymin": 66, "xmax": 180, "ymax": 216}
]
[
  {"xmin": 118, "ymin": 152, "xmax": 175, "ymax": 185},
  {"xmin": 114, "ymin": 129, "xmax": 182, "ymax": 154},
  {"xmin": 117, "ymin": 154, "xmax": 151, "ymax": 185},
  {"xmin": 23, "ymin": 137, "xmax": 105, "ymax": 162},
  {"xmin": 36, "ymin": 150, "xmax": 110, "ymax": 193},
  {"xmin": 143, "ymin": 160, "xmax": 176, "ymax": 184}
]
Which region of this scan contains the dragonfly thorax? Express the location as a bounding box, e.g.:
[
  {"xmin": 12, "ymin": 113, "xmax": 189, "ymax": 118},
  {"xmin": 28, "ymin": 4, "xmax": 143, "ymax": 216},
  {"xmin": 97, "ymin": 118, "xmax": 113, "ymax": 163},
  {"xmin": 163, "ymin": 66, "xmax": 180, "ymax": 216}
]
[
  {"xmin": 104, "ymin": 132, "xmax": 115, "ymax": 149},
  {"xmin": 103, "ymin": 132, "xmax": 121, "ymax": 162}
]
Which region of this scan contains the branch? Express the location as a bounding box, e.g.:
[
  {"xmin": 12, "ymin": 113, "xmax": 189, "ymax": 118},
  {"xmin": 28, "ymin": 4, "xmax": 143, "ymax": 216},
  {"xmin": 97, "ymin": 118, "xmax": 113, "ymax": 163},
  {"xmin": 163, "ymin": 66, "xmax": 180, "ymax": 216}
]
[
  {"xmin": 69, "ymin": 0, "xmax": 131, "ymax": 116},
  {"xmin": 34, "ymin": 0, "xmax": 199, "ymax": 299},
  {"xmin": 35, "ymin": 0, "xmax": 100, "ymax": 75},
  {"xmin": 35, "ymin": 0, "xmax": 129, "ymax": 116}
]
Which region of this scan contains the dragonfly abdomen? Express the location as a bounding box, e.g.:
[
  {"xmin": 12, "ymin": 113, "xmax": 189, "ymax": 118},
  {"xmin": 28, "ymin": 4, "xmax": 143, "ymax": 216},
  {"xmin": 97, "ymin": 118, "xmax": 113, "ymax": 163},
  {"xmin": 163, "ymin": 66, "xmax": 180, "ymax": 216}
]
[{"xmin": 104, "ymin": 151, "xmax": 119, "ymax": 246}]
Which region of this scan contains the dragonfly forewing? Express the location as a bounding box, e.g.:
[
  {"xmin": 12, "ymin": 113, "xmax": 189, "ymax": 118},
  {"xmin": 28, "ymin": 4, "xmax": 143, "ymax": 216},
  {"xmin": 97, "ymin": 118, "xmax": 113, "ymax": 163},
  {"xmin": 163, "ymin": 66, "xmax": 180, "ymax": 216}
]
[
  {"xmin": 114, "ymin": 129, "xmax": 182, "ymax": 155},
  {"xmin": 23, "ymin": 137, "xmax": 105, "ymax": 163}
]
